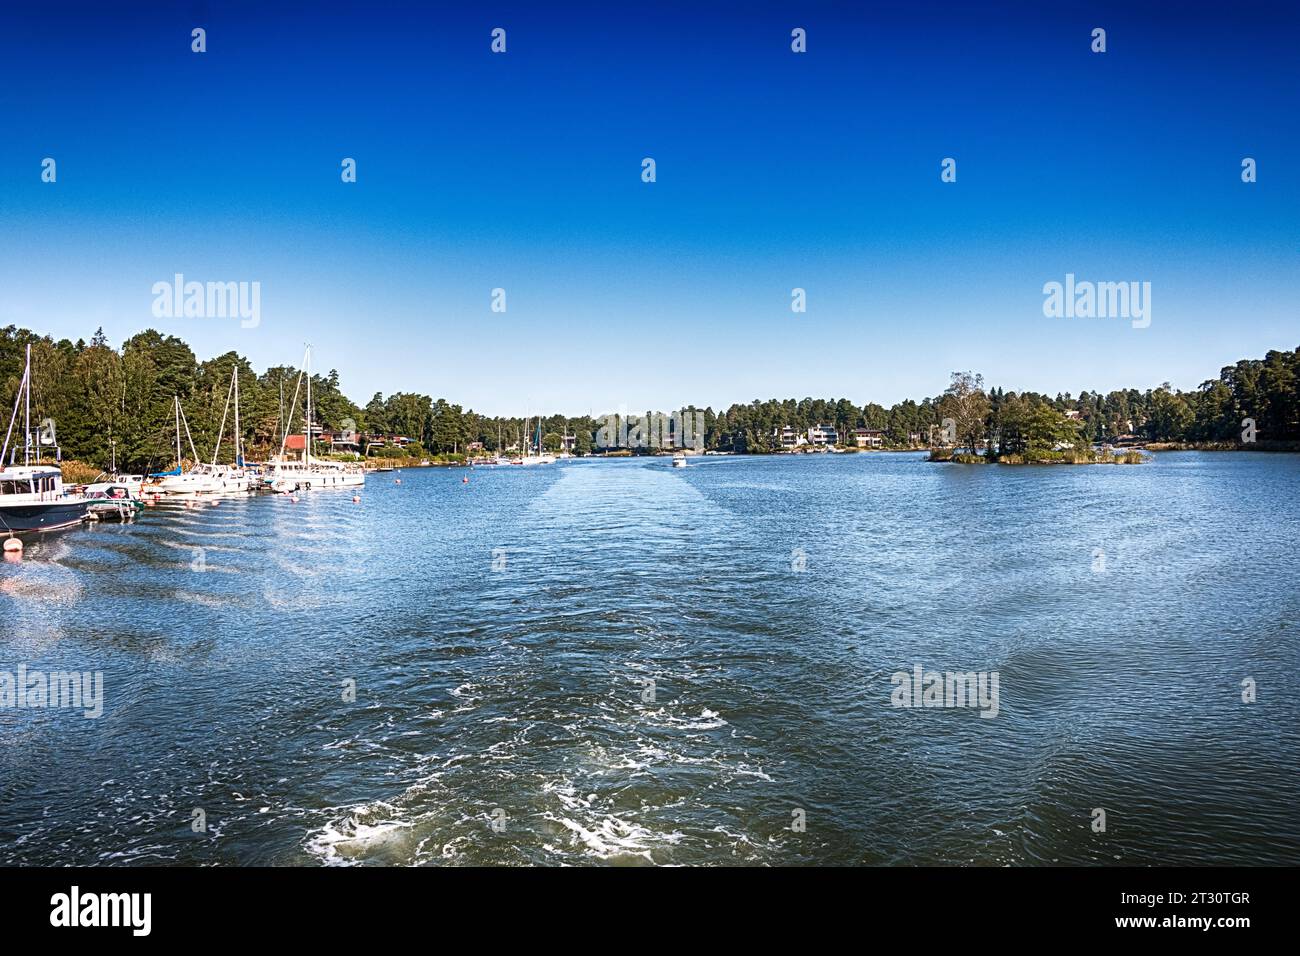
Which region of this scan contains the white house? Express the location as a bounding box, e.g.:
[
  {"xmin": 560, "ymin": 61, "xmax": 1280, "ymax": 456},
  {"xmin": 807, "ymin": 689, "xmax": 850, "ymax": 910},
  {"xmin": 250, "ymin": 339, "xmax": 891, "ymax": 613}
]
[
  {"xmin": 807, "ymin": 424, "xmax": 838, "ymax": 446},
  {"xmin": 774, "ymin": 425, "xmax": 805, "ymax": 449},
  {"xmin": 852, "ymin": 427, "xmax": 885, "ymax": 448}
]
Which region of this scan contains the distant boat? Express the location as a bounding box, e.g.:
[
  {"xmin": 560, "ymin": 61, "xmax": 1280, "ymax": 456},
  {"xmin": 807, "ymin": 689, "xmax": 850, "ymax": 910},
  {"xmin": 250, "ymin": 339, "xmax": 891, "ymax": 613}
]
[
  {"xmin": 262, "ymin": 346, "xmax": 365, "ymax": 493},
  {"xmin": 672, "ymin": 451, "xmax": 687, "ymax": 468},
  {"xmin": 0, "ymin": 345, "xmax": 90, "ymax": 533},
  {"xmin": 517, "ymin": 416, "xmax": 556, "ymax": 465}
]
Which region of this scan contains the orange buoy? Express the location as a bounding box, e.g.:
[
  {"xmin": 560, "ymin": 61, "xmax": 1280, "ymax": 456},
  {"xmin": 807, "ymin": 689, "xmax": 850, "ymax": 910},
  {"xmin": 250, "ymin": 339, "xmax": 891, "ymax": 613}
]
[
  {"xmin": 462, "ymin": 477, "xmax": 468, "ymax": 484},
  {"xmin": 289, "ymin": 495, "xmax": 299, "ymax": 504},
  {"xmin": 352, "ymin": 496, "xmax": 361, "ymax": 503},
  {"xmin": 395, "ymin": 479, "xmax": 401, "ymax": 485}
]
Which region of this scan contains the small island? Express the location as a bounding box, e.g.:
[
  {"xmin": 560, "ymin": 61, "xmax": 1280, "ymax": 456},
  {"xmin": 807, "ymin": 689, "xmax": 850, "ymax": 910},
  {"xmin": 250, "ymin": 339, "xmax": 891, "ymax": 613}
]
[{"xmin": 924, "ymin": 372, "xmax": 1146, "ymax": 465}]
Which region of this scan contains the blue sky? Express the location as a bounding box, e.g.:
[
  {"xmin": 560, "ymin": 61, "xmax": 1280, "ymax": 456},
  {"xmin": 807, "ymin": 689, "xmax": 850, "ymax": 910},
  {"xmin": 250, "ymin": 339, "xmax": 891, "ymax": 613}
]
[{"xmin": 1, "ymin": 1, "xmax": 1296, "ymax": 414}]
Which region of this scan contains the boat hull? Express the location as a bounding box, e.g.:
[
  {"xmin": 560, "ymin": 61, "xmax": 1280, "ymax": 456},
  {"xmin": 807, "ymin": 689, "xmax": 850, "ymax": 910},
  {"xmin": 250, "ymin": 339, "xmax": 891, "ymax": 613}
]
[
  {"xmin": 266, "ymin": 471, "xmax": 365, "ymax": 493},
  {"xmin": 85, "ymin": 501, "xmax": 141, "ymax": 522},
  {"xmin": 0, "ymin": 501, "xmax": 88, "ymax": 533},
  {"xmin": 143, "ymin": 471, "xmax": 256, "ymax": 500}
]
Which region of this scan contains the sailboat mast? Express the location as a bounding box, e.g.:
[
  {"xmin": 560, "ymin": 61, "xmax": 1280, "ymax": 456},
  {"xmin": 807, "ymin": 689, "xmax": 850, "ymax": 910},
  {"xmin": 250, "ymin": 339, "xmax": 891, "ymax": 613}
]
[
  {"xmin": 305, "ymin": 346, "xmax": 313, "ymax": 464},
  {"xmin": 175, "ymin": 396, "xmax": 182, "ymax": 468},
  {"xmin": 23, "ymin": 344, "xmax": 31, "ymax": 465},
  {"xmin": 212, "ymin": 370, "xmax": 234, "ymax": 466},
  {"xmin": 234, "ymin": 367, "xmax": 242, "ymax": 463},
  {"xmin": 275, "ymin": 360, "xmax": 306, "ymax": 461}
]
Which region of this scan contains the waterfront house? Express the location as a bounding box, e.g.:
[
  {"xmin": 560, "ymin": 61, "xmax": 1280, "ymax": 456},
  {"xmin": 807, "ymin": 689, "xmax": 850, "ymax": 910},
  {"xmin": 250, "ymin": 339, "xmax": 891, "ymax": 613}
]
[
  {"xmin": 852, "ymin": 427, "xmax": 885, "ymax": 448},
  {"xmin": 774, "ymin": 425, "xmax": 805, "ymax": 450},
  {"xmin": 325, "ymin": 427, "xmax": 361, "ymax": 454},
  {"xmin": 807, "ymin": 424, "xmax": 838, "ymax": 446}
]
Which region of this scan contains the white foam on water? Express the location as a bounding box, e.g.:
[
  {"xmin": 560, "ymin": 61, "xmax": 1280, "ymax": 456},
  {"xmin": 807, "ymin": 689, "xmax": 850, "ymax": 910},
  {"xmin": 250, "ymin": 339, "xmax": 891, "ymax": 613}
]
[
  {"xmin": 304, "ymin": 799, "xmax": 417, "ymax": 865},
  {"xmin": 542, "ymin": 782, "xmax": 685, "ymax": 864},
  {"xmin": 662, "ymin": 707, "xmax": 728, "ymax": 731}
]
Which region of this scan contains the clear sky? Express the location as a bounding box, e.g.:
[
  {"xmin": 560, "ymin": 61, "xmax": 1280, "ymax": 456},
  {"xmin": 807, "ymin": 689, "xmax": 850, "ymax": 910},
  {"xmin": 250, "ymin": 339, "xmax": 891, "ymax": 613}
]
[{"xmin": 1, "ymin": 1, "xmax": 1296, "ymax": 415}]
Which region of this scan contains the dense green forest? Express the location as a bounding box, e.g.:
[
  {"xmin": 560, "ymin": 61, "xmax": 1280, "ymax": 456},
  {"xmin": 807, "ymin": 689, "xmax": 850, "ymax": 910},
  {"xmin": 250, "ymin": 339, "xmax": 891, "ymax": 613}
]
[{"xmin": 2, "ymin": 325, "xmax": 1297, "ymax": 471}]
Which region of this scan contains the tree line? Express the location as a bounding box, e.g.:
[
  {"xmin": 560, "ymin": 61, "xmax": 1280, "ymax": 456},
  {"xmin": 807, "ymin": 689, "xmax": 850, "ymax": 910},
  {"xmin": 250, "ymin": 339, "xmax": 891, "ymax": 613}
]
[{"xmin": 2, "ymin": 324, "xmax": 1296, "ymax": 471}]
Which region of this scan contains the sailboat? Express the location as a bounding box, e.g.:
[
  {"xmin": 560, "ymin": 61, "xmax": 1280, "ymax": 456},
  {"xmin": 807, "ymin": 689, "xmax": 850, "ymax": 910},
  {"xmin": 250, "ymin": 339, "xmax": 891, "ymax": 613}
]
[
  {"xmin": 141, "ymin": 397, "xmax": 211, "ymax": 498},
  {"xmin": 519, "ymin": 416, "xmax": 556, "ymax": 465},
  {"xmin": 0, "ymin": 344, "xmax": 90, "ymax": 533},
  {"xmin": 142, "ymin": 397, "xmax": 217, "ymax": 499},
  {"xmin": 143, "ymin": 368, "xmax": 255, "ymax": 499},
  {"xmin": 262, "ymin": 346, "xmax": 365, "ymax": 493},
  {"xmin": 188, "ymin": 366, "xmax": 256, "ymax": 496}
]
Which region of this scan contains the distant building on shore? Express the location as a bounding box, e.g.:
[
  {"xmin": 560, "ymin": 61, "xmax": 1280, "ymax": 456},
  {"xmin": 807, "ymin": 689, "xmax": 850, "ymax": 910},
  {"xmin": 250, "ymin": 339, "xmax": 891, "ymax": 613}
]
[
  {"xmin": 852, "ymin": 427, "xmax": 885, "ymax": 448},
  {"xmin": 774, "ymin": 426, "xmax": 804, "ymax": 449},
  {"xmin": 807, "ymin": 424, "xmax": 838, "ymax": 447},
  {"xmin": 323, "ymin": 427, "xmax": 361, "ymax": 454}
]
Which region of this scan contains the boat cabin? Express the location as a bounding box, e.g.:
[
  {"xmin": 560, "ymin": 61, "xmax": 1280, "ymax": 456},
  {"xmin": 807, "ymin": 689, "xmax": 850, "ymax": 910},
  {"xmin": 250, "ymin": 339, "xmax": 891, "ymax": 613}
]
[{"xmin": 0, "ymin": 465, "xmax": 67, "ymax": 501}]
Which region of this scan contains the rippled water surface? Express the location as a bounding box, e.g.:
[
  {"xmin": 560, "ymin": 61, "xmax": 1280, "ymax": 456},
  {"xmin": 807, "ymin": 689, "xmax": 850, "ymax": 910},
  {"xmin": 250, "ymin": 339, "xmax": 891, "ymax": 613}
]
[{"xmin": 2, "ymin": 452, "xmax": 1298, "ymax": 865}]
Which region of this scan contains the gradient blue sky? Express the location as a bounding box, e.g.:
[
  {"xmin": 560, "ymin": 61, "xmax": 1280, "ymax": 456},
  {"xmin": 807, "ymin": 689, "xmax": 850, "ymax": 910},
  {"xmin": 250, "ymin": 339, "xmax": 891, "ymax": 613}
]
[{"xmin": 1, "ymin": 1, "xmax": 1297, "ymax": 414}]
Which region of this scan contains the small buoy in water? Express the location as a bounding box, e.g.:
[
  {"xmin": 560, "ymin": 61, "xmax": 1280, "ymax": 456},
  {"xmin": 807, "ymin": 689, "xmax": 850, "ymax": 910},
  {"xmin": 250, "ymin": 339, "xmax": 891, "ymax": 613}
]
[
  {"xmin": 289, "ymin": 495, "xmax": 299, "ymax": 504},
  {"xmin": 352, "ymin": 496, "xmax": 361, "ymax": 503},
  {"xmin": 395, "ymin": 479, "xmax": 401, "ymax": 485},
  {"xmin": 208, "ymin": 499, "xmax": 219, "ymax": 507},
  {"xmin": 462, "ymin": 476, "xmax": 469, "ymax": 484},
  {"xmin": 2, "ymin": 537, "xmax": 22, "ymax": 555}
]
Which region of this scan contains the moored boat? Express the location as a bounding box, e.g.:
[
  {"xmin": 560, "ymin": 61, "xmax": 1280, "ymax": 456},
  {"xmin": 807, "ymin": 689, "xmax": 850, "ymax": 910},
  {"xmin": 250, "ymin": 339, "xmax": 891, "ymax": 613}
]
[
  {"xmin": 0, "ymin": 345, "xmax": 90, "ymax": 533},
  {"xmin": 144, "ymin": 368, "xmax": 255, "ymax": 500},
  {"xmin": 262, "ymin": 346, "xmax": 366, "ymax": 493},
  {"xmin": 0, "ymin": 465, "xmax": 90, "ymax": 532},
  {"xmin": 105, "ymin": 473, "xmax": 145, "ymax": 497},
  {"xmin": 83, "ymin": 483, "xmax": 144, "ymax": 522}
]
